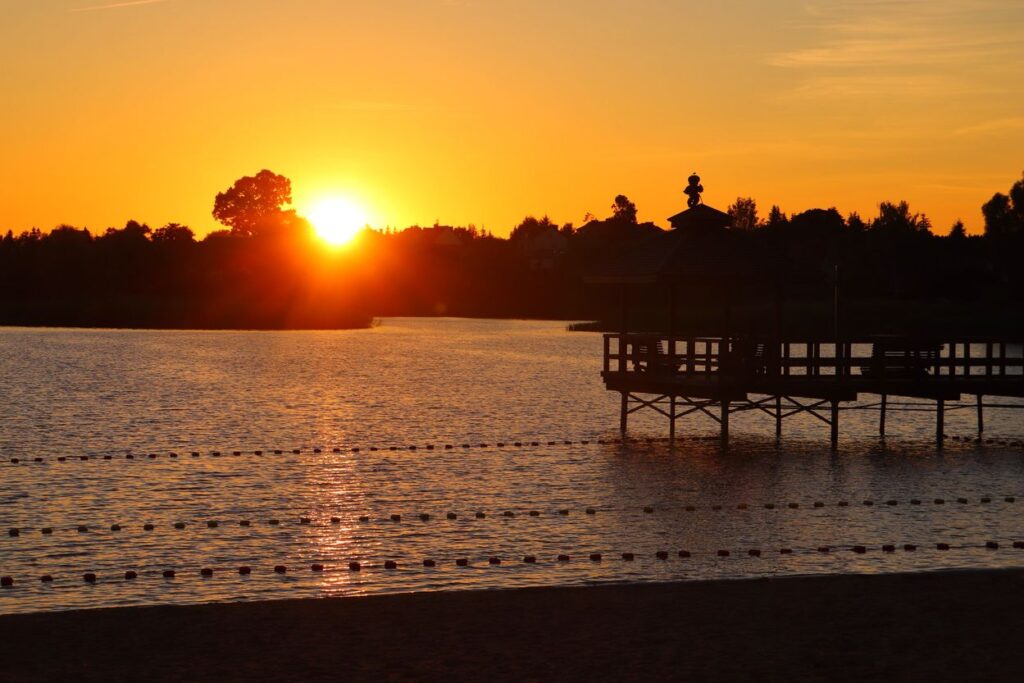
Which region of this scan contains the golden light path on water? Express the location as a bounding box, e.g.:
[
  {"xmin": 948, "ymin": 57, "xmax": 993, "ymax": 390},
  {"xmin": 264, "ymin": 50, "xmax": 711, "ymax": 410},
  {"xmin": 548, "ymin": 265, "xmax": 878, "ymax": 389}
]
[{"xmin": 0, "ymin": 319, "xmax": 1023, "ymax": 613}]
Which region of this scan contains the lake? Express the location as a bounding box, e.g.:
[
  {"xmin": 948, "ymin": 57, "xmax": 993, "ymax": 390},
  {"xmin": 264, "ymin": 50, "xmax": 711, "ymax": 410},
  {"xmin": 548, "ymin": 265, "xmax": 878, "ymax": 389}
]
[{"xmin": 1, "ymin": 318, "xmax": 1023, "ymax": 614}]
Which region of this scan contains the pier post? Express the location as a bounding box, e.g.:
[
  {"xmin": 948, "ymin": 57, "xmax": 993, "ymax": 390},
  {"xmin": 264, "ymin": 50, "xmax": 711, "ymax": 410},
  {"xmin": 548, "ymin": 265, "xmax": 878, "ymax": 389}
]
[
  {"xmin": 620, "ymin": 392, "xmax": 628, "ymax": 434},
  {"xmin": 775, "ymin": 396, "xmax": 782, "ymax": 438},
  {"xmin": 977, "ymin": 395, "xmax": 984, "ymax": 434},
  {"xmin": 830, "ymin": 400, "xmax": 839, "ymax": 449},
  {"xmin": 669, "ymin": 395, "xmax": 676, "ymax": 442},
  {"xmin": 879, "ymin": 394, "xmax": 887, "ymax": 436},
  {"xmin": 936, "ymin": 399, "xmax": 945, "ymax": 444},
  {"xmin": 720, "ymin": 400, "xmax": 729, "ymax": 446}
]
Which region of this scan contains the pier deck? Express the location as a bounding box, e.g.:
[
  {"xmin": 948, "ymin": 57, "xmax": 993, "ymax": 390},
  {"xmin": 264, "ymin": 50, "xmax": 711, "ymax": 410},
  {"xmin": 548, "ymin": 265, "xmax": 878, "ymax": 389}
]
[{"xmin": 602, "ymin": 334, "xmax": 1024, "ymax": 446}]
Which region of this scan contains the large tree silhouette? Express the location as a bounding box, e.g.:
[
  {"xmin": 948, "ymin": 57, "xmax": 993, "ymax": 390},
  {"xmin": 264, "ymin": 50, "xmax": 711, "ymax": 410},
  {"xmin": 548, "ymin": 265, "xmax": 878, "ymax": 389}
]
[{"xmin": 213, "ymin": 170, "xmax": 292, "ymax": 237}]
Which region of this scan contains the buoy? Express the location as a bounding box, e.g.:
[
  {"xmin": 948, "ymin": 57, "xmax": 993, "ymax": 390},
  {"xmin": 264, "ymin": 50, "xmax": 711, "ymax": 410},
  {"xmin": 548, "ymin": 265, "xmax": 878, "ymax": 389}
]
[
  {"xmin": 292, "ymin": 449, "xmax": 300, "ymax": 454},
  {"xmin": 748, "ymin": 549, "xmax": 761, "ymax": 557},
  {"xmin": 148, "ymin": 454, "xmax": 157, "ymax": 459},
  {"xmin": 837, "ymin": 501, "xmax": 849, "ymax": 507},
  {"xmin": 8, "ymin": 528, "xmax": 18, "ymax": 537},
  {"xmin": 887, "ymin": 500, "xmax": 898, "ymax": 506},
  {"xmin": 622, "ymin": 552, "xmax": 635, "ymax": 561},
  {"xmin": 788, "ymin": 503, "xmax": 799, "ymax": 509},
  {"xmin": 559, "ymin": 509, "xmax": 569, "ymax": 516},
  {"xmin": 489, "ymin": 557, "xmax": 501, "ymax": 565},
  {"xmin": 497, "ymin": 443, "xmax": 505, "ymax": 447},
  {"xmin": 957, "ymin": 498, "xmax": 968, "ymax": 504},
  {"xmin": 456, "ymin": 558, "xmax": 469, "ymax": 566},
  {"xmin": 1013, "ymin": 541, "xmax": 1024, "ymax": 549},
  {"xmin": 853, "ymin": 545, "xmax": 867, "ymax": 554},
  {"xmin": 503, "ymin": 511, "xmax": 514, "ymax": 518},
  {"xmin": 419, "ymin": 513, "xmax": 430, "ymax": 521},
  {"xmin": 274, "ymin": 565, "xmax": 287, "ymax": 574},
  {"xmin": 529, "ymin": 510, "xmax": 539, "ymax": 517},
  {"xmin": 58, "ymin": 456, "xmax": 67, "ymax": 462},
  {"xmin": 10, "ymin": 458, "xmax": 18, "ymax": 464},
  {"xmin": 934, "ymin": 498, "xmax": 945, "ymax": 505},
  {"xmin": 817, "ymin": 546, "xmax": 830, "ymax": 553},
  {"xmin": 986, "ymin": 541, "xmax": 999, "ymax": 549},
  {"xmin": 269, "ymin": 519, "xmax": 280, "ymax": 525},
  {"xmin": 238, "ymin": 566, "xmax": 251, "ymax": 575},
  {"xmin": 384, "ymin": 561, "xmax": 397, "ymax": 570},
  {"xmin": 240, "ymin": 520, "xmax": 251, "ymax": 527},
  {"xmin": 191, "ymin": 451, "xmax": 200, "ymax": 457},
  {"xmin": 359, "ymin": 515, "xmax": 369, "ymax": 522},
  {"xmin": 779, "ymin": 548, "xmax": 793, "ymax": 554},
  {"xmin": 332, "ymin": 448, "xmax": 340, "ymax": 453},
  {"xmin": 685, "ymin": 505, "xmax": 696, "ymax": 512},
  {"xmin": 274, "ymin": 450, "xmax": 282, "ymax": 455},
  {"xmin": 557, "ymin": 554, "xmax": 570, "ymax": 562},
  {"xmin": 123, "ymin": 570, "xmax": 136, "ymax": 580},
  {"xmin": 764, "ymin": 503, "xmax": 775, "ymax": 510},
  {"xmin": 349, "ymin": 562, "xmax": 361, "ymax": 571},
  {"xmin": 524, "ymin": 555, "xmax": 537, "ymax": 563},
  {"xmin": 351, "ymin": 448, "xmax": 360, "ymax": 453},
  {"xmin": 813, "ymin": 502, "xmax": 824, "ymax": 508},
  {"xmin": 408, "ymin": 445, "xmax": 417, "ymax": 451},
  {"xmin": 643, "ymin": 506, "xmax": 654, "ymax": 514},
  {"xmin": 937, "ymin": 543, "xmax": 950, "ymax": 550},
  {"xmin": 656, "ymin": 550, "xmax": 669, "ymax": 560},
  {"xmin": 207, "ymin": 521, "xmax": 219, "ymax": 528},
  {"xmin": 299, "ymin": 517, "xmax": 311, "ymax": 525},
  {"xmin": 330, "ymin": 516, "xmax": 341, "ymax": 524},
  {"xmin": 311, "ymin": 563, "xmax": 324, "ymax": 572},
  {"xmin": 737, "ymin": 504, "xmax": 748, "ymax": 510},
  {"xmin": 80, "ymin": 456, "xmax": 90, "ymax": 461},
  {"xmin": 1006, "ymin": 497, "xmax": 1016, "ymax": 503},
  {"xmin": 589, "ymin": 553, "xmax": 602, "ymax": 561},
  {"xmin": 370, "ymin": 447, "xmax": 378, "ymax": 451},
  {"xmin": 41, "ymin": 528, "xmax": 53, "ymax": 535},
  {"xmin": 585, "ymin": 508, "xmax": 596, "ymax": 515},
  {"xmin": 143, "ymin": 524, "xmax": 154, "ymax": 531},
  {"xmin": 981, "ymin": 497, "xmax": 991, "ymax": 503},
  {"xmin": 863, "ymin": 500, "xmax": 873, "ymax": 506},
  {"xmin": 711, "ymin": 505, "xmax": 722, "ymax": 511},
  {"xmin": 882, "ymin": 544, "xmax": 895, "ymax": 552},
  {"xmin": 125, "ymin": 455, "xmax": 133, "ymax": 460},
  {"xmin": 445, "ymin": 445, "xmax": 453, "ymax": 450},
  {"xmin": 581, "ymin": 440, "xmax": 590, "ymax": 444},
  {"xmin": 103, "ymin": 455, "xmax": 111, "ymax": 460},
  {"xmin": 200, "ymin": 568, "xmax": 214, "ymax": 577},
  {"xmin": 111, "ymin": 524, "xmax": 122, "ymax": 531},
  {"xmin": 34, "ymin": 457, "xmax": 43, "ymax": 462},
  {"xmin": 391, "ymin": 514, "xmax": 402, "ymax": 522},
  {"xmin": 717, "ymin": 550, "xmax": 730, "ymax": 557},
  {"xmin": 163, "ymin": 569, "xmax": 175, "ymax": 578},
  {"xmin": 514, "ymin": 442, "xmax": 522, "ymax": 447},
  {"xmin": 910, "ymin": 499, "xmax": 921, "ymax": 505},
  {"xmin": 423, "ymin": 559, "xmax": 436, "ymax": 567},
  {"xmin": 462, "ymin": 444, "xmax": 470, "ymax": 449},
  {"xmin": 678, "ymin": 550, "xmax": 691, "ymax": 558},
  {"xmin": 313, "ymin": 448, "xmax": 321, "ymax": 454},
  {"xmin": 389, "ymin": 446, "xmax": 398, "ymax": 451},
  {"xmin": 426, "ymin": 445, "xmax": 434, "ymax": 450},
  {"xmin": 77, "ymin": 525, "xmax": 88, "ymax": 533},
  {"xmin": 903, "ymin": 544, "xmax": 917, "ymax": 551},
  {"xmin": 475, "ymin": 512, "xmax": 486, "ymax": 519},
  {"xmin": 531, "ymin": 442, "xmax": 539, "ymax": 447},
  {"xmin": 547, "ymin": 441, "xmax": 556, "ymax": 446},
  {"xmin": 0, "ymin": 576, "xmax": 12, "ymax": 587},
  {"xmin": 40, "ymin": 574, "xmax": 53, "ymax": 583},
  {"xmin": 174, "ymin": 522, "xmax": 186, "ymax": 529}
]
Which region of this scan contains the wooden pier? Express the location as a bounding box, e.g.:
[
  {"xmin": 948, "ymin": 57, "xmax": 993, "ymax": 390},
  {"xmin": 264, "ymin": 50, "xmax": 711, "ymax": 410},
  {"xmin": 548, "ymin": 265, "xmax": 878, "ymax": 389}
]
[{"xmin": 602, "ymin": 334, "xmax": 1024, "ymax": 447}]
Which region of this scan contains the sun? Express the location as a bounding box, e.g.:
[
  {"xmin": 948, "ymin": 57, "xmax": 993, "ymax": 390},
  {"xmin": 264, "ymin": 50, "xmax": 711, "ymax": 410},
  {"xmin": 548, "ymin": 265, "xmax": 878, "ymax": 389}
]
[{"xmin": 307, "ymin": 197, "xmax": 368, "ymax": 246}]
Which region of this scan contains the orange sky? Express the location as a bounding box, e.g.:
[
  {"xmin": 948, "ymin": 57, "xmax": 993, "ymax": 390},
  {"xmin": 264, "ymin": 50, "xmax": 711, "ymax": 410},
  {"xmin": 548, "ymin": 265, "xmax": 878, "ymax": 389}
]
[{"xmin": 2, "ymin": 0, "xmax": 1023, "ymax": 236}]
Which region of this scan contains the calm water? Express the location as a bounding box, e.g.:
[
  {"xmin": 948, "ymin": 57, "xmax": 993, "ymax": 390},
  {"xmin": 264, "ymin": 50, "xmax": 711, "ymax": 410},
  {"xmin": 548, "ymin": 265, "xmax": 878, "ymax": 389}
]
[{"xmin": 1, "ymin": 318, "xmax": 1023, "ymax": 615}]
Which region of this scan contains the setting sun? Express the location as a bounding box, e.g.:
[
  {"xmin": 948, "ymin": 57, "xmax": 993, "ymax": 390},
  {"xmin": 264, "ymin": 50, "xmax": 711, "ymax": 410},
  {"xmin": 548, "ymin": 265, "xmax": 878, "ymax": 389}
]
[{"xmin": 307, "ymin": 197, "xmax": 368, "ymax": 246}]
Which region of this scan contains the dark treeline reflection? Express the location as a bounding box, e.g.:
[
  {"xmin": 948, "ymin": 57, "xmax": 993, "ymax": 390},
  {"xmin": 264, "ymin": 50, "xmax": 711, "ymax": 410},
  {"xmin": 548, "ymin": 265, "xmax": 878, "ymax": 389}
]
[{"xmin": 1, "ymin": 172, "xmax": 1023, "ymax": 331}]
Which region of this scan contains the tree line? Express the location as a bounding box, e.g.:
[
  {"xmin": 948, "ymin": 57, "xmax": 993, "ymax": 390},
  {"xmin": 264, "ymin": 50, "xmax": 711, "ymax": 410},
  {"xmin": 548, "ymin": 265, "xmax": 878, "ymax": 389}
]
[{"xmin": 1, "ymin": 171, "xmax": 1022, "ymax": 331}]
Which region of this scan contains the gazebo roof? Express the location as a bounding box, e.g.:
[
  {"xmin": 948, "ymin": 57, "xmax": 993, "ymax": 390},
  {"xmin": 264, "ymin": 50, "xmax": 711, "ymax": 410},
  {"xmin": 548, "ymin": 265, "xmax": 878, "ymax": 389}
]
[{"xmin": 667, "ymin": 203, "xmax": 732, "ymax": 231}]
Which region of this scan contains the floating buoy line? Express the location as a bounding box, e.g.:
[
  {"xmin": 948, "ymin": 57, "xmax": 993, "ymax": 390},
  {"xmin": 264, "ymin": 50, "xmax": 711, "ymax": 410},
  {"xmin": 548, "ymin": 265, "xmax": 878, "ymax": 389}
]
[
  {"xmin": 3, "ymin": 433, "xmax": 1022, "ymax": 466},
  {"xmin": 4, "ymin": 540, "xmax": 1024, "ymax": 590},
  {"xmin": 4, "ymin": 496, "xmax": 1019, "ymax": 538}
]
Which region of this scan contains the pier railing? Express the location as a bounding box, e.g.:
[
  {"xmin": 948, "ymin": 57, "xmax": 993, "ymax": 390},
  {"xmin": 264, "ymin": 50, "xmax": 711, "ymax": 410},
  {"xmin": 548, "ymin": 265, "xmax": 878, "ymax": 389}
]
[{"xmin": 602, "ymin": 334, "xmax": 1024, "ymax": 380}]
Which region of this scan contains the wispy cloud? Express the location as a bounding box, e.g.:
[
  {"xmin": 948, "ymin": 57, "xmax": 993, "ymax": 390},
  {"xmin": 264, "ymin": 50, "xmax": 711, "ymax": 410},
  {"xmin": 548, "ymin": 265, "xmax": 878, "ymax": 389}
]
[
  {"xmin": 70, "ymin": 0, "xmax": 172, "ymax": 12},
  {"xmin": 770, "ymin": 0, "xmax": 1024, "ymax": 97},
  {"xmin": 953, "ymin": 117, "xmax": 1024, "ymax": 138}
]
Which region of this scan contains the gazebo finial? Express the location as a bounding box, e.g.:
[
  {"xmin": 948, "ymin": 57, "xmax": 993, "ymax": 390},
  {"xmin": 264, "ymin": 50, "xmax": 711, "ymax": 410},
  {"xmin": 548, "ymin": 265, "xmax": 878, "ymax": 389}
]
[{"xmin": 684, "ymin": 172, "xmax": 703, "ymax": 208}]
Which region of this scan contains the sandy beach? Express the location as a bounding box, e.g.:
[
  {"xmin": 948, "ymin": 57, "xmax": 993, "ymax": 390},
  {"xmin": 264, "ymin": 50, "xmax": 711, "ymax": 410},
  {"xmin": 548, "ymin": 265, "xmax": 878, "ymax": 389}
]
[{"xmin": 2, "ymin": 569, "xmax": 1022, "ymax": 682}]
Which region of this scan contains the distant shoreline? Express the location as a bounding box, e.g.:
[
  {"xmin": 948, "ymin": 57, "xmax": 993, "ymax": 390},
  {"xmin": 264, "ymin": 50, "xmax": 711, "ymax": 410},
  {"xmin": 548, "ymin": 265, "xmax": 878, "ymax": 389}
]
[{"xmin": 2, "ymin": 569, "xmax": 1022, "ymax": 681}]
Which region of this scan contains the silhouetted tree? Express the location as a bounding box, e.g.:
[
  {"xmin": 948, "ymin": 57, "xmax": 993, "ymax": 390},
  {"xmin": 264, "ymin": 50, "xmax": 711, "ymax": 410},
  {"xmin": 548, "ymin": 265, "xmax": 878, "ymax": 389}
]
[
  {"xmin": 152, "ymin": 223, "xmax": 195, "ymax": 244},
  {"xmin": 728, "ymin": 197, "xmax": 759, "ymax": 230},
  {"xmin": 510, "ymin": 215, "xmax": 558, "ymax": 242},
  {"xmin": 610, "ymin": 195, "xmax": 637, "ymax": 224},
  {"xmin": 948, "ymin": 220, "xmax": 967, "ymax": 239},
  {"xmin": 766, "ymin": 205, "xmax": 788, "ymax": 229},
  {"xmin": 871, "ymin": 201, "xmax": 931, "ymax": 234},
  {"xmin": 213, "ymin": 170, "xmax": 292, "ymax": 237},
  {"xmin": 846, "ymin": 212, "xmax": 867, "ymax": 232}
]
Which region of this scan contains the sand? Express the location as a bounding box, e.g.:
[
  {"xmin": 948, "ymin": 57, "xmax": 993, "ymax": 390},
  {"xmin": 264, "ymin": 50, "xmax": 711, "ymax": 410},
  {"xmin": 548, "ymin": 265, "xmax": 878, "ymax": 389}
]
[{"xmin": 2, "ymin": 570, "xmax": 1023, "ymax": 682}]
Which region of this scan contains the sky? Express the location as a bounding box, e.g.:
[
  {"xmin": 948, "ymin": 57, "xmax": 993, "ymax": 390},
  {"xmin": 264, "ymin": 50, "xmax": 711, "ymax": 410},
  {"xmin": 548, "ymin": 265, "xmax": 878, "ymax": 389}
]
[{"xmin": 2, "ymin": 0, "xmax": 1023, "ymax": 236}]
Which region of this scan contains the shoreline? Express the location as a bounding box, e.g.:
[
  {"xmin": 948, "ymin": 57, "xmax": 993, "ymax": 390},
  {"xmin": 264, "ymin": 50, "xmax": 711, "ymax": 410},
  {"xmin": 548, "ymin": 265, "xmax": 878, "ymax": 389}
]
[{"xmin": 3, "ymin": 569, "xmax": 1023, "ymax": 681}]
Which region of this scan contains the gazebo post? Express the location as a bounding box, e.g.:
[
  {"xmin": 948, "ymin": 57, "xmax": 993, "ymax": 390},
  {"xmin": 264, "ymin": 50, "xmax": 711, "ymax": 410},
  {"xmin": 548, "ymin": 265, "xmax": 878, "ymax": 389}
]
[
  {"xmin": 668, "ymin": 282, "xmax": 677, "ymax": 441},
  {"xmin": 620, "ymin": 285, "xmax": 629, "ymax": 435}
]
